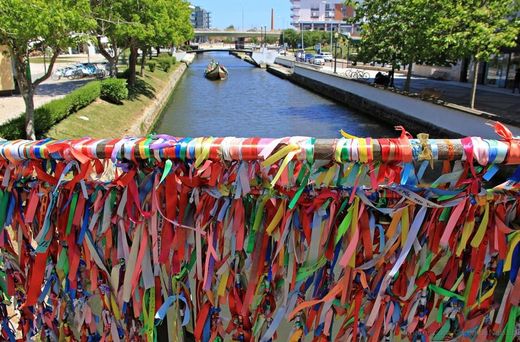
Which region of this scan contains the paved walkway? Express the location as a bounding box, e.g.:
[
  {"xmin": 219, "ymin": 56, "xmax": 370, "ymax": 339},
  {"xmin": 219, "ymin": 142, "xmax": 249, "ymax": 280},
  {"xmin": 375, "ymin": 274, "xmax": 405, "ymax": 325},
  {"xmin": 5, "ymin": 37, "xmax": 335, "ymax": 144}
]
[
  {"xmin": 0, "ymin": 79, "xmax": 92, "ymax": 125},
  {"xmin": 0, "ymin": 54, "xmax": 106, "ymax": 125},
  {"xmin": 317, "ymin": 61, "xmax": 520, "ymax": 126}
]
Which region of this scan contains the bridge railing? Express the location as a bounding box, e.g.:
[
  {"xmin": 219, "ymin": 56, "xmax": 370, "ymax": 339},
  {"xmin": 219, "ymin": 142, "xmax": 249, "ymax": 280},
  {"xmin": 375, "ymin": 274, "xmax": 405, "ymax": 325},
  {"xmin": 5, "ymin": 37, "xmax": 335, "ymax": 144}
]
[{"xmin": 0, "ymin": 124, "xmax": 519, "ymax": 340}]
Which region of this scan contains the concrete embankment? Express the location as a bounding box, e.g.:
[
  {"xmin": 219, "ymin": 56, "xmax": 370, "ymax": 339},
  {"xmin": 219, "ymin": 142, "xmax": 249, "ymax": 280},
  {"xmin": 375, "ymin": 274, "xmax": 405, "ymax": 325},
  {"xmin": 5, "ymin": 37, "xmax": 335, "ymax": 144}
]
[
  {"xmin": 229, "ymin": 51, "xmax": 259, "ymax": 67},
  {"xmin": 268, "ymin": 58, "xmax": 520, "ymax": 138},
  {"xmin": 130, "ymin": 53, "xmax": 195, "ymax": 135}
]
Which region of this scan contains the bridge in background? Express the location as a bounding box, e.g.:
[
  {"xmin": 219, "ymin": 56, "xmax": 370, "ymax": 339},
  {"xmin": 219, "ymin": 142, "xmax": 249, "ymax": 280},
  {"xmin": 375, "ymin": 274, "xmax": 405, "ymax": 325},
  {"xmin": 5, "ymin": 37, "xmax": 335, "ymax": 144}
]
[
  {"xmin": 194, "ymin": 30, "xmax": 281, "ymax": 38},
  {"xmin": 186, "ymin": 48, "xmax": 254, "ymax": 56}
]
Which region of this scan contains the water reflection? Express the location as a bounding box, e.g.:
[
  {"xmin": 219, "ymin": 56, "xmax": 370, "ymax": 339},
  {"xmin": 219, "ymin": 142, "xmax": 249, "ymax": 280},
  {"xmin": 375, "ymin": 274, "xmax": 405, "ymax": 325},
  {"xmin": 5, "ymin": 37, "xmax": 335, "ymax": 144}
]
[{"xmin": 155, "ymin": 52, "xmax": 393, "ymax": 138}]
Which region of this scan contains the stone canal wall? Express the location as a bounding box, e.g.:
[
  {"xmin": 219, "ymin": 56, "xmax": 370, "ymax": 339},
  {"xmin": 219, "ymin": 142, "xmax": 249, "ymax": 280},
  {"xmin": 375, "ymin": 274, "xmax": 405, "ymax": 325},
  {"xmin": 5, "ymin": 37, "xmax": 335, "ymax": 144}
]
[
  {"xmin": 274, "ymin": 59, "xmax": 520, "ymax": 138},
  {"xmin": 128, "ymin": 55, "xmax": 194, "ymax": 135}
]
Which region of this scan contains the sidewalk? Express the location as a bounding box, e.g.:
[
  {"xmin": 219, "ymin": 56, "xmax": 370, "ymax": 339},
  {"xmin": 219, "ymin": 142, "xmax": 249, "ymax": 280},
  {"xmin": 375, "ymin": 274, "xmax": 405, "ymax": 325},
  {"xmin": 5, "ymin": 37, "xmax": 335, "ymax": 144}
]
[
  {"xmin": 317, "ymin": 62, "xmax": 520, "ymax": 126},
  {"xmin": 0, "ymin": 54, "xmax": 107, "ymax": 125},
  {"xmin": 0, "ymin": 79, "xmax": 92, "ymax": 125}
]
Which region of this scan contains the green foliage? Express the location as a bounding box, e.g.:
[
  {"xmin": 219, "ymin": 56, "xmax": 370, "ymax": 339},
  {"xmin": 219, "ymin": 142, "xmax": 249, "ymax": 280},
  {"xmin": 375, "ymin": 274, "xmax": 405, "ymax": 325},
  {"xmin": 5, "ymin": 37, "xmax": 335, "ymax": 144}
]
[
  {"xmin": 0, "ymin": 0, "xmax": 95, "ymax": 138},
  {"xmin": 147, "ymin": 61, "xmax": 156, "ymax": 72},
  {"xmin": 0, "ymin": 81, "xmax": 101, "ymax": 139},
  {"xmin": 438, "ymin": 1, "xmax": 520, "ymax": 62},
  {"xmin": 157, "ymin": 56, "xmax": 174, "ymax": 72},
  {"xmin": 100, "ymin": 78, "xmax": 128, "ymax": 104},
  {"xmin": 350, "ymin": 0, "xmax": 446, "ymax": 69},
  {"xmin": 90, "ymin": 0, "xmax": 193, "ymax": 86},
  {"xmin": 118, "ymin": 68, "xmax": 131, "ymax": 79},
  {"xmin": 280, "ymin": 29, "xmax": 331, "ymax": 49}
]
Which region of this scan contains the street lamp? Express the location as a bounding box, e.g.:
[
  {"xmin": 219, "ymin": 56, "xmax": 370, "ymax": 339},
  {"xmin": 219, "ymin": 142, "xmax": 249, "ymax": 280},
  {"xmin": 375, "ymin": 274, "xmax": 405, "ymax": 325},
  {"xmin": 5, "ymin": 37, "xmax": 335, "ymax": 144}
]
[
  {"xmin": 334, "ymin": 31, "xmax": 339, "ymax": 74},
  {"xmin": 300, "ymin": 22, "xmax": 304, "ymax": 50}
]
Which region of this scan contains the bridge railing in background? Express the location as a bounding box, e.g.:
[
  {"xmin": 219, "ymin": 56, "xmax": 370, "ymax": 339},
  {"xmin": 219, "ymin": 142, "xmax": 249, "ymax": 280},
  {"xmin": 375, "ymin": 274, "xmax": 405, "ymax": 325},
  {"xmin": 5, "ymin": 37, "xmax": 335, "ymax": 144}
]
[{"xmin": 1, "ymin": 124, "xmax": 520, "ymax": 341}]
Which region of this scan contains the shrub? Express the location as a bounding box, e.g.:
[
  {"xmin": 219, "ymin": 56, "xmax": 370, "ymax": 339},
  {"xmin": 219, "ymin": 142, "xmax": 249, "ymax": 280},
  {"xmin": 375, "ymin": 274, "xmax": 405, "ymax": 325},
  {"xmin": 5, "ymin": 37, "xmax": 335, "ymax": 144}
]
[
  {"xmin": 118, "ymin": 68, "xmax": 131, "ymax": 79},
  {"xmin": 171, "ymin": 56, "xmax": 177, "ymax": 65},
  {"xmin": 147, "ymin": 61, "xmax": 156, "ymax": 72},
  {"xmin": 100, "ymin": 78, "xmax": 128, "ymax": 104},
  {"xmin": 0, "ymin": 81, "xmax": 101, "ymax": 139},
  {"xmin": 157, "ymin": 56, "xmax": 172, "ymax": 72}
]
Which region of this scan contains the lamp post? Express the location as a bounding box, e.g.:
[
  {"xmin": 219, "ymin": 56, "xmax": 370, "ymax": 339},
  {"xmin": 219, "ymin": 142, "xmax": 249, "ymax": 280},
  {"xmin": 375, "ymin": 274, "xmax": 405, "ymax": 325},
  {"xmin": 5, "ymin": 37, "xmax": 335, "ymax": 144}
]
[
  {"xmin": 334, "ymin": 31, "xmax": 339, "ymax": 74},
  {"xmin": 345, "ymin": 32, "xmax": 351, "ymax": 67},
  {"xmin": 300, "ymin": 22, "xmax": 304, "ymax": 50}
]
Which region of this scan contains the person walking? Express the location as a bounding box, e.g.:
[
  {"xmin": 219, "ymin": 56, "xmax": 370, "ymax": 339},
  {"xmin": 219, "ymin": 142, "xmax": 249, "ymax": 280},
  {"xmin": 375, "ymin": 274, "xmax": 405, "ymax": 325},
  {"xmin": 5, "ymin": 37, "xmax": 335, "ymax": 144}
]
[{"xmin": 513, "ymin": 68, "xmax": 520, "ymax": 94}]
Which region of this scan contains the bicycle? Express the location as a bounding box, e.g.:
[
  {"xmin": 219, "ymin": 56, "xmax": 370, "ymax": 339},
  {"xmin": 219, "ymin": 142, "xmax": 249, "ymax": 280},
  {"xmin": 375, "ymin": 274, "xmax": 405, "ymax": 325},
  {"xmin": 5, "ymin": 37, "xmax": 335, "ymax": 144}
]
[{"xmin": 345, "ymin": 69, "xmax": 370, "ymax": 81}]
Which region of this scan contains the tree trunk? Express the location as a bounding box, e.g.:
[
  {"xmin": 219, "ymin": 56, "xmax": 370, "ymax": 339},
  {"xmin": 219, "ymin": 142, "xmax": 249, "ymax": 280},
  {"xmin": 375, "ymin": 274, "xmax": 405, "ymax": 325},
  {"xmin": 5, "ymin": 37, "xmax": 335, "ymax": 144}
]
[
  {"xmin": 140, "ymin": 48, "xmax": 146, "ymax": 77},
  {"xmin": 128, "ymin": 45, "xmax": 138, "ymax": 88},
  {"xmin": 404, "ymin": 62, "xmax": 413, "ymax": 92},
  {"xmin": 470, "ymin": 59, "xmax": 479, "ymax": 109},
  {"xmin": 156, "ymin": 46, "xmax": 160, "ymax": 57},
  {"xmin": 96, "ymin": 36, "xmax": 119, "ymax": 77},
  {"xmin": 12, "ymin": 53, "xmax": 36, "ymax": 139},
  {"xmin": 23, "ymin": 89, "xmax": 36, "ymax": 140}
]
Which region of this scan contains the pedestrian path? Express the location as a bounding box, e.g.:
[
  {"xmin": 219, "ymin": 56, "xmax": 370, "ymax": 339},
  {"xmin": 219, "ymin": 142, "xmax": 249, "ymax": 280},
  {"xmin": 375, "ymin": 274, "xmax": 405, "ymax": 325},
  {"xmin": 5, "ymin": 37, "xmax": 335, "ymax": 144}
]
[
  {"xmin": 315, "ymin": 62, "xmax": 520, "ymax": 126},
  {"xmin": 0, "ymin": 79, "xmax": 90, "ymax": 125}
]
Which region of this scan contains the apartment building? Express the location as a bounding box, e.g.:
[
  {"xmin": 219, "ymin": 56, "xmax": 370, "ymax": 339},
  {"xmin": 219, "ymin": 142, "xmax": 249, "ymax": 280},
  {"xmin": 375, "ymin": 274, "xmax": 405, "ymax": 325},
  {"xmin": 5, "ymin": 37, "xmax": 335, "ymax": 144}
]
[
  {"xmin": 190, "ymin": 5, "xmax": 211, "ymax": 29},
  {"xmin": 290, "ymin": 0, "xmax": 356, "ymax": 34}
]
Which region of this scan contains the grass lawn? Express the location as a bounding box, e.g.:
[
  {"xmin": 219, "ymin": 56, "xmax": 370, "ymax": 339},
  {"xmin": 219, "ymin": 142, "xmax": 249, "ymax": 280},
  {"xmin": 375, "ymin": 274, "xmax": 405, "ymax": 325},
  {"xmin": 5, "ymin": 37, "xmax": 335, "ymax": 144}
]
[{"xmin": 46, "ymin": 64, "xmax": 178, "ymax": 139}]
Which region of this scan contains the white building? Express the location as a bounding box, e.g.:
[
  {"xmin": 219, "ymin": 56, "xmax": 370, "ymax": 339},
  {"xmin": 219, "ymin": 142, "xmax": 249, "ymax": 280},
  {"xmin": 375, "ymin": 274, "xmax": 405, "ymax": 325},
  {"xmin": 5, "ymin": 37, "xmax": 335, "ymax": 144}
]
[{"xmin": 290, "ymin": 0, "xmax": 356, "ymax": 33}]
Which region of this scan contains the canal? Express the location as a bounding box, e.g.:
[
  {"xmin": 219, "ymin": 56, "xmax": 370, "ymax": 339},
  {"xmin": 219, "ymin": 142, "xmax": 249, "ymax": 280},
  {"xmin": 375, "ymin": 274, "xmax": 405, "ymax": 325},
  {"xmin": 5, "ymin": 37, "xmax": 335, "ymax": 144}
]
[{"xmin": 155, "ymin": 52, "xmax": 393, "ymax": 137}]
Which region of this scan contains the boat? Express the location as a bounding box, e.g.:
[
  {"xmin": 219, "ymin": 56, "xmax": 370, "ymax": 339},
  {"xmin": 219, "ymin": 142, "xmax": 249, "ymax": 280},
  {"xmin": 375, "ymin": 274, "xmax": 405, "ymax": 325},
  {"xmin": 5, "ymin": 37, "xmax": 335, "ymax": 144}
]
[{"xmin": 204, "ymin": 60, "xmax": 228, "ymax": 80}]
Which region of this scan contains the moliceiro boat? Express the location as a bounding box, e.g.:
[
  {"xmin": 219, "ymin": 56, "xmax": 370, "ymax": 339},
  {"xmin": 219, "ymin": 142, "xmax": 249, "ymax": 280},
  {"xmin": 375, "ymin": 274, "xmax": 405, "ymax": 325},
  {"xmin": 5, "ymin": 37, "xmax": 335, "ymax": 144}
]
[{"xmin": 204, "ymin": 60, "xmax": 228, "ymax": 80}]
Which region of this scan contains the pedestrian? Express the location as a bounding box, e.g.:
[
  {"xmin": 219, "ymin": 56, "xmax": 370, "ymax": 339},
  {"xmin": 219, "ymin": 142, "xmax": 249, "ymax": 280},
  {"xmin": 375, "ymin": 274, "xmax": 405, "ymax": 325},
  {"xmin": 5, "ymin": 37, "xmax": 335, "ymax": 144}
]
[{"xmin": 513, "ymin": 68, "xmax": 520, "ymax": 94}]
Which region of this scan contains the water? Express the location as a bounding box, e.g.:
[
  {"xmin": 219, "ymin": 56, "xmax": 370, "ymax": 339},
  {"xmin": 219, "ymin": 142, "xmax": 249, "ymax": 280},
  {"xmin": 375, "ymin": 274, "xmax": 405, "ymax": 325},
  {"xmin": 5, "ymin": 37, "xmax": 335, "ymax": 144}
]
[{"xmin": 155, "ymin": 52, "xmax": 393, "ymax": 138}]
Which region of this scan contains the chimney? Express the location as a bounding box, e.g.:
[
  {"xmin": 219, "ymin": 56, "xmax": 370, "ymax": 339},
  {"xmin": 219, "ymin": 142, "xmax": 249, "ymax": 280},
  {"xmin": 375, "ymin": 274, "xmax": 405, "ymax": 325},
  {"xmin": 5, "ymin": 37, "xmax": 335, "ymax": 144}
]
[{"xmin": 271, "ymin": 8, "xmax": 274, "ymax": 31}]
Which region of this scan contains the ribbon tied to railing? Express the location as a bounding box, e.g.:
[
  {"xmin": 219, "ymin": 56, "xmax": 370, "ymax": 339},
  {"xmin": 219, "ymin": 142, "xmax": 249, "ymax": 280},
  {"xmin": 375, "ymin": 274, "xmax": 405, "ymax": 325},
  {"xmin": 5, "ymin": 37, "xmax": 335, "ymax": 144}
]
[{"xmin": 0, "ymin": 124, "xmax": 519, "ymax": 341}]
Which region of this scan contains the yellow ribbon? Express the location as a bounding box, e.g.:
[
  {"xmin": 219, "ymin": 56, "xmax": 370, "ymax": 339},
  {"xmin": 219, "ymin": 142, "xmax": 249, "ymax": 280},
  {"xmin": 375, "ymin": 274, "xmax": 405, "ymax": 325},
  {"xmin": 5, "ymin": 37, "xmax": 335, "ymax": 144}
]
[
  {"xmin": 194, "ymin": 137, "xmax": 214, "ymax": 168},
  {"xmin": 266, "ymin": 201, "xmax": 285, "ymax": 235},
  {"xmin": 340, "ymin": 129, "xmax": 359, "ymax": 139},
  {"xmin": 456, "ymin": 220, "xmax": 475, "ymax": 256},
  {"xmin": 470, "ymin": 202, "xmax": 489, "ymax": 248},
  {"xmin": 504, "ymin": 231, "xmax": 520, "ymax": 272},
  {"xmin": 262, "ymin": 144, "xmax": 300, "ymax": 188}
]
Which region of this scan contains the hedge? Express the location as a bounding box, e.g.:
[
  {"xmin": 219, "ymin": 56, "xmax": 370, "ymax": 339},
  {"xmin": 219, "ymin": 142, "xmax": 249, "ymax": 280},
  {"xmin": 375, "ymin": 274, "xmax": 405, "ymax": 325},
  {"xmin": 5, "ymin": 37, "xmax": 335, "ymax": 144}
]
[
  {"xmin": 100, "ymin": 78, "xmax": 128, "ymax": 104},
  {"xmin": 0, "ymin": 81, "xmax": 101, "ymax": 139}
]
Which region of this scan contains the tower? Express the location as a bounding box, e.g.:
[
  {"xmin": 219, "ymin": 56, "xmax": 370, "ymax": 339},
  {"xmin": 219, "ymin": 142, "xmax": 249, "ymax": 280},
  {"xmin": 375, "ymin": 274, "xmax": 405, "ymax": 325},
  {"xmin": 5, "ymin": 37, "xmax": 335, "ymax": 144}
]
[{"xmin": 271, "ymin": 8, "xmax": 274, "ymax": 31}]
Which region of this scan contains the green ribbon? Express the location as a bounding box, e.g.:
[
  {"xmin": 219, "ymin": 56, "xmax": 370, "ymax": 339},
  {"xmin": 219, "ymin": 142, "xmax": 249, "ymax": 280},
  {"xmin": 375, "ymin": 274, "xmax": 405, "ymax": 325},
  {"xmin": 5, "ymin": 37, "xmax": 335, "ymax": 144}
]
[{"xmin": 66, "ymin": 192, "xmax": 79, "ymax": 235}]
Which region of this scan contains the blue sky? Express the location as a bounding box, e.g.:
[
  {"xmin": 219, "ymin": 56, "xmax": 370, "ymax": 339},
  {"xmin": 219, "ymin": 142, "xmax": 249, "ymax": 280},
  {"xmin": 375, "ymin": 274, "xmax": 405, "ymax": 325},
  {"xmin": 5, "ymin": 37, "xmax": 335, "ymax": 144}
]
[{"xmin": 192, "ymin": 0, "xmax": 291, "ymax": 30}]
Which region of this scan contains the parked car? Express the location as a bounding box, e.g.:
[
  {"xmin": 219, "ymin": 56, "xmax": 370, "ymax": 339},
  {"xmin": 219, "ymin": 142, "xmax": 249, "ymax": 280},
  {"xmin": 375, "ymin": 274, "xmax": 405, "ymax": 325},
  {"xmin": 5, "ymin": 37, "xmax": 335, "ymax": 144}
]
[
  {"xmin": 304, "ymin": 53, "xmax": 314, "ymax": 63},
  {"xmin": 322, "ymin": 52, "xmax": 333, "ymax": 62},
  {"xmin": 311, "ymin": 55, "xmax": 326, "ymax": 65}
]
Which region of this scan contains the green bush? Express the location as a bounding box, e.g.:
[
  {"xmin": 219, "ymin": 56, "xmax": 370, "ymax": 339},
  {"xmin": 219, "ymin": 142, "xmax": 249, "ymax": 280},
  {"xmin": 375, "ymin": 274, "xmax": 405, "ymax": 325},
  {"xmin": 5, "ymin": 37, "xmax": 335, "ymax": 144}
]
[
  {"xmin": 157, "ymin": 56, "xmax": 172, "ymax": 72},
  {"xmin": 171, "ymin": 56, "xmax": 177, "ymax": 65},
  {"xmin": 118, "ymin": 68, "xmax": 131, "ymax": 79},
  {"xmin": 147, "ymin": 61, "xmax": 156, "ymax": 72},
  {"xmin": 100, "ymin": 78, "xmax": 128, "ymax": 104},
  {"xmin": 0, "ymin": 81, "xmax": 101, "ymax": 139}
]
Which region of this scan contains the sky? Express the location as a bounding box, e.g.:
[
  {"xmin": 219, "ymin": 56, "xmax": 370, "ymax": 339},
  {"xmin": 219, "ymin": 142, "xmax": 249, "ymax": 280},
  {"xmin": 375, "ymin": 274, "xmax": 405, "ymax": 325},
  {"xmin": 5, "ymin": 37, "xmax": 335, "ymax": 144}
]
[{"xmin": 192, "ymin": 0, "xmax": 291, "ymax": 30}]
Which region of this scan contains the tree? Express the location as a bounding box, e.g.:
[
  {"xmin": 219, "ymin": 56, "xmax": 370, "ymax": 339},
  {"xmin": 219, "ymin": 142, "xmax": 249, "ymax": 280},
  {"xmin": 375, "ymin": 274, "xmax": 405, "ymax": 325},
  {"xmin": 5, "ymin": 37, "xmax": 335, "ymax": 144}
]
[
  {"xmin": 280, "ymin": 29, "xmax": 299, "ymax": 49},
  {"xmin": 439, "ymin": 1, "xmax": 519, "ymax": 108},
  {"xmin": 117, "ymin": 0, "xmax": 193, "ymax": 87},
  {"xmin": 225, "ymin": 25, "xmax": 236, "ymax": 31},
  {"xmin": 0, "ymin": 0, "xmax": 94, "ymax": 139},
  {"xmin": 350, "ymin": 0, "xmax": 447, "ymax": 92},
  {"xmin": 90, "ymin": 0, "xmax": 126, "ymax": 77}
]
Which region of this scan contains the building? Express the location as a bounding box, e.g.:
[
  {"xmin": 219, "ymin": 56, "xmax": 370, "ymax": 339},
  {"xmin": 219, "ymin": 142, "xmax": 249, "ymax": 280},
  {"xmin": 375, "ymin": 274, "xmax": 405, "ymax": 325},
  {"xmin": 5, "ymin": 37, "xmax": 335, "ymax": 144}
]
[
  {"xmin": 190, "ymin": 5, "xmax": 211, "ymax": 29},
  {"xmin": 0, "ymin": 45, "xmax": 16, "ymax": 96},
  {"xmin": 290, "ymin": 0, "xmax": 357, "ymax": 34}
]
